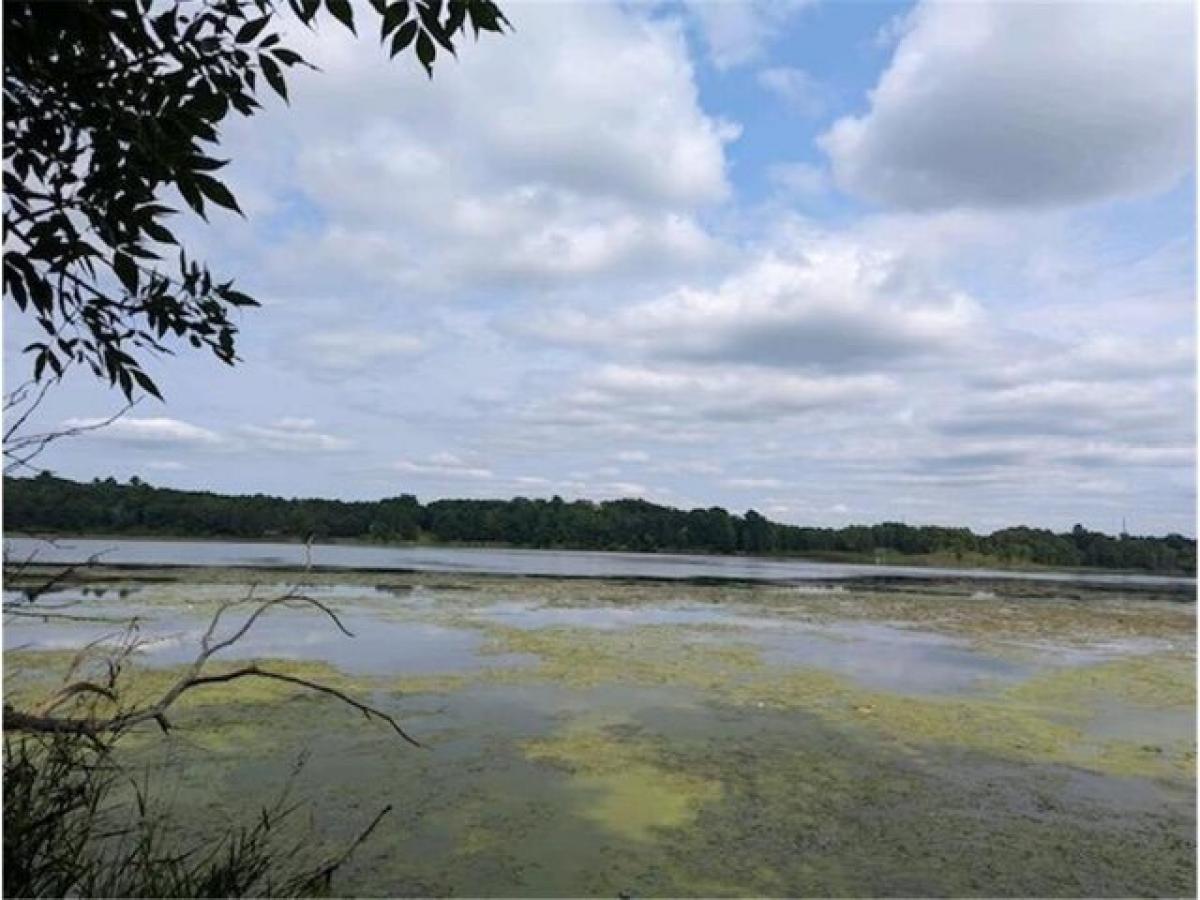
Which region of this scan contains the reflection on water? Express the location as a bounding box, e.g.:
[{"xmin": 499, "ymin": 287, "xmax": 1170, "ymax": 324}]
[
  {"xmin": 6, "ymin": 583, "xmax": 1160, "ymax": 697},
  {"xmin": 3, "ymin": 586, "xmax": 532, "ymax": 676}
]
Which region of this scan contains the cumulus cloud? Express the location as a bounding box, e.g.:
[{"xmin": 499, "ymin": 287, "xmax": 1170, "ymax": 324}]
[
  {"xmin": 684, "ymin": 0, "xmax": 814, "ymax": 69},
  {"xmin": 239, "ymin": 1, "xmax": 737, "ymax": 294},
  {"xmin": 568, "ymin": 364, "xmax": 895, "ymax": 423},
  {"xmin": 299, "ymin": 330, "xmax": 426, "ymax": 372},
  {"xmin": 236, "ymin": 419, "xmax": 352, "ymax": 453},
  {"xmin": 394, "ymin": 452, "xmax": 494, "ymax": 480},
  {"xmin": 821, "ymin": 0, "xmax": 1195, "ymax": 210},
  {"xmin": 768, "ymin": 162, "xmax": 830, "ymax": 196},
  {"xmin": 757, "ymin": 66, "xmax": 825, "ymax": 117},
  {"xmin": 529, "ymin": 234, "xmax": 982, "ymax": 371},
  {"xmin": 937, "ymin": 380, "xmax": 1191, "ymax": 441},
  {"xmin": 615, "ymin": 450, "xmax": 651, "ymax": 464},
  {"xmin": 723, "ymin": 477, "xmax": 785, "ymax": 489},
  {"xmin": 62, "ymin": 417, "xmax": 223, "ymax": 446}
]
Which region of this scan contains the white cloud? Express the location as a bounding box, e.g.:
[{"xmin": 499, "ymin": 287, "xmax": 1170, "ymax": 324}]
[
  {"xmin": 394, "ymin": 453, "xmax": 494, "ymax": 480},
  {"xmin": 237, "ymin": 420, "xmax": 352, "ymax": 453},
  {"xmin": 570, "ymin": 364, "xmax": 895, "ymax": 423},
  {"xmin": 62, "ymin": 417, "xmax": 222, "ymax": 446},
  {"xmin": 757, "ymin": 66, "xmax": 825, "ymax": 117},
  {"xmin": 937, "ymin": 380, "xmax": 1190, "ymax": 441},
  {"xmin": 529, "ymin": 232, "xmax": 982, "ymax": 371},
  {"xmin": 684, "ymin": 0, "xmax": 814, "ymax": 70},
  {"xmin": 821, "ymin": 0, "xmax": 1195, "ymax": 209},
  {"xmin": 146, "ymin": 460, "xmax": 187, "ymax": 471},
  {"xmin": 242, "ymin": 2, "xmax": 738, "ymax": 294},
  {"xmin": 768, "ymin": 162, "xmax": 830, "ymax": 196},
  {"xmin": 299, "ymin": 330, "xmax": 426, "ymax": 372},
  {"xmin": 723, "ymin": 477, "xmax": 785, "ymax": 489}
]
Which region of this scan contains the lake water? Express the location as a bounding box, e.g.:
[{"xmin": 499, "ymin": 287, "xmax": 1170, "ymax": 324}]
[
  {"xmin": 4, "ymin": 571, "xmax": 1194, "ymax": 895},
  {"xmin": 4, "ymin": 536, "xmax": 1194, "ymax": 588}
]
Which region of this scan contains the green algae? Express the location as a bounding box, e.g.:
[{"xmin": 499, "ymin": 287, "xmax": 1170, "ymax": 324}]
[
  {"xmin": 472, "ymin": 621, "xmax": 1195, "ymax": 781},
  {"xmin": 4, "ymin": 569, "xmax": 1194, "ymax": 896},
  {"xmin": 479, "ymin": 624, "xmax": 763, "ymax": 691},
  {"xmin": 1010, "ymin": 653, "xmax": 1196, "ymax": 709},
  {"xmin": 523, "ymin": 721, "xmax": 722, "ymax": 843}
]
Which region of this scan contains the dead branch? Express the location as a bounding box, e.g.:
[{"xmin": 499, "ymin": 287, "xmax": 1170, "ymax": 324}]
[
  {"xmin": 3, "ymin": 587, "xmax": 422, "ymax": 750},
  {"xmin": 3, "ymin": 550, "xmax": 112, "ymax": 607},
  {"xmin": 3, "ymin": 398, "xmax": 133, "ymax": 475}
]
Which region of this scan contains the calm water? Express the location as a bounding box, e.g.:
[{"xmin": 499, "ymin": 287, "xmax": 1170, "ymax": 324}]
[
  {"xmin": 4, "ymin": 536, "xmax": 1195, "ymax": 588},
  {"xmin": 5, "ymin": 576, "xmax": 1193, "ymax": 895}
]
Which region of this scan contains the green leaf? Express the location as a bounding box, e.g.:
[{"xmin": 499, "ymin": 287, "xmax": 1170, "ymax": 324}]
[
  {"xmin": 271, "ymin": 48, "xmax": 307, "ymax": 67},
  {"xmin": 416, "ymin": 30, "xmax": 436, "ymax": 73},
  {"xmin": 187, "ymin": 155, "xmax": 231, "ymax": 172},
  {"xmin": 132, "ymin": 368, "xmax": 164, "ymax": 401},
  {"xmin": 223, "ymin": 289, "xmax": 260, "ymax": 307},
  {"xmin": 235, "ymin": 15, "xmax": 271, "ymax": 43},
  {"xmin": 193, "ymin": 174, "xmax": 244, "ymax": 216},
  {"xmin": 380, "ymin": 1, "xmax": 409, "ymax": 39},
  {"xmin": 7, "ymin": 266, "xmax": 28, "ymax": 310},
  {"xmin": 326, "ymin": 0, "xmax": 356, "ymax": 33},
  {"xmin": 260, "ymin": 55, "xmax": 288, "ymax": 102},
  {"xmin": 113, "ymin": 252, "xmax": 139, "ymax": 294},
  {"xmin": 390, "ymin": 20, "xmax": 418, "ymax": 57},
  {"xmin": 177, "ymin": 178, "xmax": 208, "ymax": 220}
]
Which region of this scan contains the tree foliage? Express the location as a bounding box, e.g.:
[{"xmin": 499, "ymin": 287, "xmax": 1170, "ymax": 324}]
[
  {"xmin": 7, "ymin": 473, "xmax": 1195, "ymax": 574},
  {"xmin": 3, "ymin": 0, "xmax": 508, "ymax": 399}
]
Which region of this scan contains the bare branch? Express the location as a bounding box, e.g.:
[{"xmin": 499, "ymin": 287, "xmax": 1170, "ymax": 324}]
[{"xmin": 5, "ymin": 585, "xmax": 422, "ymax": 750}]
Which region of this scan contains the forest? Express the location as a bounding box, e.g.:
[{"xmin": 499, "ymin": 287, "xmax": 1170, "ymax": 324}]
[{"xmin": 4, "ymin": 473, "xmax": 1195, "ymax": 574}]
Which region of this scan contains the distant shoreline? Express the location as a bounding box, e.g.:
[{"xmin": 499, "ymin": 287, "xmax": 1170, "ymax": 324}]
[{"xmin": 5, "ymin": 531, "xmax": 1196, "ymax": 582}]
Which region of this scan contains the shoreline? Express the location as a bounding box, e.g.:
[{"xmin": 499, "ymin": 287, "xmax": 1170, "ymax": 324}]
[
  {"xmin": 6, "ymin": 560, "xmax": 1196, "ymax": 599},
  {"xmin": 5, "ymin": 530, "xmax": 1194, "ymax": 580}
]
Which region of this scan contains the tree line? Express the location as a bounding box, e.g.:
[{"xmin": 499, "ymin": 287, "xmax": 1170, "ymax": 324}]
[{"xmin": 4, "ymin": 473, "xmax": 1195, "ymax": 573}]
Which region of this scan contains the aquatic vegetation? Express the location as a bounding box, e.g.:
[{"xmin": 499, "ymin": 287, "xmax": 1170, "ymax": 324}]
[
  {"xmin": 524, "ymin": 721, "xmax": 722, "ymax": 842},
  {"xmin": 3, "ymin": 571, "xmax": 1194, "ymax": 896}
]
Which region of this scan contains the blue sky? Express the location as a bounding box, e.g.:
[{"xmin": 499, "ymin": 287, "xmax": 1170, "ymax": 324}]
[{"xmin": 5, "ymin": 0, "xmax": 1196, "ymax": 536}]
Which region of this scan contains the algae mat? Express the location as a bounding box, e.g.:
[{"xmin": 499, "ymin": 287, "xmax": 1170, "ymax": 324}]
[{"xmin": 3, "ymin": 570, "xmax": 1195, "ymax": 896}]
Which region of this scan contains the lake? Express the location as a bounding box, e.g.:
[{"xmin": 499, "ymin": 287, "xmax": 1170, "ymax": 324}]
[
  {"xmin": 3, "ymin": 565, "xmax": 1195, "ymax": 896},
  {"xmin": 4, "ymin": 536, "xmax": 1195, "ymax": 587}
]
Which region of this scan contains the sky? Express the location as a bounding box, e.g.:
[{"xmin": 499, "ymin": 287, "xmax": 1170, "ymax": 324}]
[{"xmin": 5, "ymin": 0, "xmax": 1197, "ymax": 536}]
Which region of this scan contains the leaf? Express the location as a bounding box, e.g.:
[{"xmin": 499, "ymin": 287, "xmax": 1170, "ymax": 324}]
[
  {"xmin": 223, "ymin": 289, "xmax": 260, "ymax": 307},
  {"xmin": 235, "ymin": 15, "xmax": 271, "ymax": 43},
  {"xmin": 118, "ymin": 367, "xmax": 134, "ymax": 399},
  {"xmin": 380, "ymin": 1, "xmax": 409, "ymax": 39},
  {"xmin": 390, "ymin": 21, "xmax": 418, "ymax": 57},
  {"xmin": 177, "ymin": 178, "xmax": 208, "ymax": 220},
  {"xmin": 7, "ymin": 266, "xmax": 28, "ymax": 310},
  {"xmin": 132, "ymin": 368, "xmax": 164, "ymax": 401},
  {"xmin": 271, "ymin": 48, "xmax": 306, "ymax": 67},
  {"xmin": 260, "ymin": 55, "xmax": 288, "ymax": 102},
  {"xmin": 419, "ymin": 2, "xmax": 456, "ymax": 54},
  {"xmin": 113, "ymin": 252, "xmax": 140, "ymax": 294},
  {"xmin": 141, "ymin": 217, "xmax": 176, "ymax": 243},
  {"xmin": 326, "ymin": 0, "xmax": 356, "ymax": 33},
  {"xmin": 416, "ymin": 30, "xmax": 436, "ymax": 74},
  {"xmin": 187, "ymin": 155, "xmax": 231, "ymax": 172},
  {"xmin": 193, "ymin": 174, "xmax": 244, "ymax": 216}
]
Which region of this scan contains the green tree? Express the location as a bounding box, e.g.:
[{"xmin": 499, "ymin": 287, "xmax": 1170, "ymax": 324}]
[{"xmin": 4, "ymin": 0, "xmax": 508, "ymax": 400}]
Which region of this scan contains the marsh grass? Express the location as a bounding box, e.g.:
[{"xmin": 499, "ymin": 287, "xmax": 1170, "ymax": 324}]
[{"xmin": 2, "ymin": 730, "xmax": 378, "ymax": 897}]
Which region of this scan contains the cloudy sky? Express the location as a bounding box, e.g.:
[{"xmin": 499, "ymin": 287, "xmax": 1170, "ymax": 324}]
[{"xmin": 6, "ymin": 0, "xmax": 1196, "ymax": 535}]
